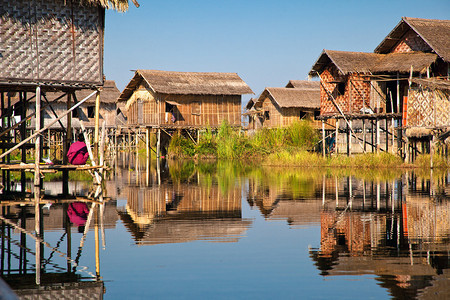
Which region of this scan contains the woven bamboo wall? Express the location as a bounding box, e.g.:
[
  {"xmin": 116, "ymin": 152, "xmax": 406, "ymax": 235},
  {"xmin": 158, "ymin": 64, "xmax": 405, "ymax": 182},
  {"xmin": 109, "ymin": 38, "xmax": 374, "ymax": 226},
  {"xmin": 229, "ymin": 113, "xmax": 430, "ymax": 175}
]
[
  {"xmin": 127, "ymin": 91, "xmax": 242, "ymax": 128},
  {"xmin": 258, "ymin": 96, "xmax": 330, "ymax": 129},
  {"xmin": 407, "ymin": 86, "xmax": 450, "ymax": 127},
  {"xmin": 0, "ymin": 0, "xmax": 104, "ymax": 86}
]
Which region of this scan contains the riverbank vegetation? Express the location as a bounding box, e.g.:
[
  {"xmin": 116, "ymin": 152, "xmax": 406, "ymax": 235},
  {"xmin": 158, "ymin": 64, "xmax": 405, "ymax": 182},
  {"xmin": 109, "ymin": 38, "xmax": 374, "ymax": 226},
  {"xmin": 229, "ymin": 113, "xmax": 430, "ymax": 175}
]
[{"xmin": 167, "ymin": 121, "xmax": 449, "ymax": 169}]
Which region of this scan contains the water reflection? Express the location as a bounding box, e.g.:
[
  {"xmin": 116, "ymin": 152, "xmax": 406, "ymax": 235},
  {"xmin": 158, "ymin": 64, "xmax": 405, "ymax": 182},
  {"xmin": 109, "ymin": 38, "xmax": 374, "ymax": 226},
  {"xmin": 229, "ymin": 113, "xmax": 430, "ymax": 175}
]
[
  {"xmin": 0, "ymin": 180, "xmax": 114, "ymax": 298},
  {"xmin": 308, "ymin": 174, "xmax": 449, "ymax": 300},
  {"xmin": 116, "ymin": 154, "xmax": 252, "ymax": 245},
  {"xmin": 0, "ymin": 155, "xmax": 448, "ymax": 299}
]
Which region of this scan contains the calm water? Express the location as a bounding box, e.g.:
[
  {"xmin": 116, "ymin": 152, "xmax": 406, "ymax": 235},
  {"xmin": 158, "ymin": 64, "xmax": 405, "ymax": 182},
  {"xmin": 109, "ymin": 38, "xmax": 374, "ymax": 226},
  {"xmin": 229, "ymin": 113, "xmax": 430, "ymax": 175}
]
[{"xmin": 0, "ymin": 155, "xmax": 449, "ymax": 299}]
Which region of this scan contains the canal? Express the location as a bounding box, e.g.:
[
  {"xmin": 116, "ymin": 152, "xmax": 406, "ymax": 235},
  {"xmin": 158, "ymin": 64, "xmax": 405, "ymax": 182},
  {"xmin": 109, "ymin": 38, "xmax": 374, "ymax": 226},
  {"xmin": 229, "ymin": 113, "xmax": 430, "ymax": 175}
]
[{"xmin": 0, "ymin": 154, "xmax": 449, "ymax": 299}]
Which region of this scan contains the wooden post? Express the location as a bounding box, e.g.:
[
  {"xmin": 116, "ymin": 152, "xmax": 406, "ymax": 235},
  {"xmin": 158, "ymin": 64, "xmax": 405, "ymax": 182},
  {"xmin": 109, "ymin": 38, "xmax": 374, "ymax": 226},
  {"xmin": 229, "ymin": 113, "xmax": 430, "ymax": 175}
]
[
  {"xmin": 430, "ymin": 136, "xmax": 434, "ymax": 169},
  {"xmin": 157, "ymin": 128, "xmax": 161, "ymax": 158},
  {"xmin": 346, "ymin": 122, "xmax": 350, "ymax": 156},
  {"xmin": 362, "ymin": 119, "xmax": 366, "ymax": 152},
  {"xmin": 20, "ymin": 92, "xmax": 26, "ymax": 192},
  {"xmin": 94, "ymin": 90, "xmax": 100, "ymax": 164},
  {"xmin": 349, "ymin": 120, "xmax": 352, "ymax": 156},
  {"xmin": 376, "ymin": 118, "xmax": 380, "ymax": 152},
  {"xmin": 63, "ymin": 93, "xmax": 72, "ymax": 195},
  {"xmin": 322, "ymin": 120, "xmax": 326, "ymax": 157},
  {"xmin": 146, "ymin": 128, "xmax": 149, "ymax": 159},
  {"xmin": 385, "ymin": 118, "xmax": 389, "ymax": 152},
  {"xmin": 335, "ymin": 119, "xmax": 339, "ymax": 154},
  {"xmin": 34, "ymin": 87, "xmax": 41, "ymax": 187},
  {"xmin": 391, "ymin": 118, "xmax": 395, "ymax": 154}
]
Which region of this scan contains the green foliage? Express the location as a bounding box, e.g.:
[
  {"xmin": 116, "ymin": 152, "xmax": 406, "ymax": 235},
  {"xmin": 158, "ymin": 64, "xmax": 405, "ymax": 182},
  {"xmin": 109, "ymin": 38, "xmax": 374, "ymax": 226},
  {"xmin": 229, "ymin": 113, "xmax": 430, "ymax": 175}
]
[
  {"xmin": 168, "ymin": 131, "xmax": 195, "ymax": 157},
  {"xmin": 328, "ymin": 152, "xmax": 404, "ymax": 168},
  {"xmin": 196, "ymin": 127, "xmax": 217, "ymax": 157},
  {"xmin": 414, "ymin": 154, "xmax": 449, "ymax": 169},
  {"xmin": 285, "ymin": 120, "xmax": 320, "ymax": 149}
]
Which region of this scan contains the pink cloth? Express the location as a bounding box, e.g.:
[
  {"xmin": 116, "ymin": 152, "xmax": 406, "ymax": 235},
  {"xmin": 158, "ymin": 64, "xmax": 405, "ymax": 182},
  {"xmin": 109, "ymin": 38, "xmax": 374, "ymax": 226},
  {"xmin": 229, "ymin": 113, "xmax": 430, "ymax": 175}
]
[
  {"xmin": 67, "ymin": 141, "xmax": 89, "ymax": 165},
  {"xmin": 67, "ymin": 202, "xmax": 89, "ymax": 226}
]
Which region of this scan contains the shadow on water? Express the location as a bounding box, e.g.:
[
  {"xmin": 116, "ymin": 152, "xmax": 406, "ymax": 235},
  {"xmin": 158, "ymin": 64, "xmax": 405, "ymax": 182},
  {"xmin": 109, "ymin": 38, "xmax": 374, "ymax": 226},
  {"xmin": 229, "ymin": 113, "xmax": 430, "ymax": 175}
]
[{"xmin": 1, "ymin": 152, "xmax": 448, "ymax": 299}]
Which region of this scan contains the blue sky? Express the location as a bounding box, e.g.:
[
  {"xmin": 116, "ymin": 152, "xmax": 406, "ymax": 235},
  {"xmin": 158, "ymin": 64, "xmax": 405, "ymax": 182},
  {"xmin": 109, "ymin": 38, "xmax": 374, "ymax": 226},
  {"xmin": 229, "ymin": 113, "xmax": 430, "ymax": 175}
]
[{"xmin": 104, "ymin": 0, "xmax": 449, "ymax": 104}]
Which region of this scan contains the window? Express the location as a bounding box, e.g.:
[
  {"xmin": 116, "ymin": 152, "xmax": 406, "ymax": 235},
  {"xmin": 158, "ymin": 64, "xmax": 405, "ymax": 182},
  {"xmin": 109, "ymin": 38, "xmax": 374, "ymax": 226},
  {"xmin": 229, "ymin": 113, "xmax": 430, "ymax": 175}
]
[
  {"xmin": 264, "ymin": 111, "xmax": 270, "ymax": 120},
  {"xmin": 72, "ymin": 108, "xmax": 79, "ymax": 118},
  {"xmin": 337, "ymin": 82, "xmax": 345, "ymax": 95},
  {"xmin": 87, "ymin": 106, "xmax": 95, "ymax": 118},
  {"xmin": 191, "ymin": 101, "xmax": 201, "ymax": 115},
  {"xmin": 300, "ymin": 111, "xmax": 307, "ymax": 119},
  {"xmin": 314, "ymin": 110, "xmax": 320, "ymax": 120}
]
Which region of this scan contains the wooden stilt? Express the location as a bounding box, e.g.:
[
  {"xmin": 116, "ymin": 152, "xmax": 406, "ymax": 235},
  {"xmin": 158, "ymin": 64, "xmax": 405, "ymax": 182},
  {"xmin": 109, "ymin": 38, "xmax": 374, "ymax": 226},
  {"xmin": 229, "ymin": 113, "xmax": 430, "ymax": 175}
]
[
  {"xmin": 63, "ymin": 93, "xmax": 72, "ymax": 195},
  {"xmin": 146, "ymin": 128, "xmax": 149, "ymax": 159},
  {"xmin": 349, "ymin": 120, "xmax": 352, "ymax": 156},
  {"xmin": 362, "ymin": 119, "xmax": 366, "ymax": 152},
  {"xmin": 376, "ymin": 118, "xmax": 380, "ymax": 152},
  {"xmin": 34, "ymin": 87, "xmax": 41, "ymax": 188},
  {"xmin": 335, "ymin": 120, "xmax": 339, "ymax": 154},
  {"xmin": 157, "ymin": 128, "xmax": 161, "ymax": 158},
  {"xmin": 94, "ymin": 90, "xmax": 100, "ymax": 164},
  {"xmin": 385, "ymin": 118, "xmax": 388, "ymax": 152},
  {"xmin": 322, "ymin": 120, "xmax": 326, "ymax": 157},
  {"xmin": 346, "ymin": 122, "xmax": 350, "ymax": 156}
]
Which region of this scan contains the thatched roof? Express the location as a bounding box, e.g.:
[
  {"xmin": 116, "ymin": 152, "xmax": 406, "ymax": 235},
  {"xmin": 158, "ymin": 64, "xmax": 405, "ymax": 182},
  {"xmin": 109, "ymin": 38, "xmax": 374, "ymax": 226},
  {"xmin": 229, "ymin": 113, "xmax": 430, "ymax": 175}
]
[
  {"xmin": 285, "ymin": 80, "xmax": 320, "ymax": 89},
  {"xmin": 309, "ymin": 49, "xmax": 437, "ymax": 76},
  {"xmin": 257, "ymin": 87, "xmax": 320, "ymax": 109},
  {"xmin": 118, "ymin": 70, "xmax": 253, "ymax": 101},
  {"xmin": 71, "ymin": 0, "xmax": 133, "ymax": 11},
  {"xmin": 375, "ymin": 17, "xmax": 450, "ymax": 62},
  {"xmin": 411, "ymin": 78, "xmax": 450, "ymax": 91},
  {"xmin": 42, "ymin": 80, "xmax": 120, "ymax": 104}
]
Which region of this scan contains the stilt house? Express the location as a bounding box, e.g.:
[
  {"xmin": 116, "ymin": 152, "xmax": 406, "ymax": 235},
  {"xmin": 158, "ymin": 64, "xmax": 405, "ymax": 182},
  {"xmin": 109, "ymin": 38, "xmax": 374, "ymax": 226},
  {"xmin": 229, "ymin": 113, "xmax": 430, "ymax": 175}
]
[
  {"xmin": 118, "ymin": 70, "xmax": 253, "ymax": 129},
  {"xmin": 246, "ymin": 81, "xmax": 321, "ymax": 130},
  {"xmin": 0, "ymin": 0, "xmax": 136, "ymax": 191},
  {"xmin": 309, "ymin": 17, "xmax": 450, "ymax": 157}
]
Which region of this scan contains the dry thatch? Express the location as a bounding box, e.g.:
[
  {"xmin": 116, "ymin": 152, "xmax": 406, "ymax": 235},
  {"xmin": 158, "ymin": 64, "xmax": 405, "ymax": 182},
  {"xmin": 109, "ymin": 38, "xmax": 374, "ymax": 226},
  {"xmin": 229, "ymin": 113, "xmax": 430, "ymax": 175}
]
[
  {"xmin": 257, "ymin": 87, "xmax": 320, "ymax": 109},
  {"xmin": 375, "ymin": 17, "xmax": 450, "ymax": 62},
  {"xmin": 285, "ymin": 80, "xmax": 320, "ymax": 89},
  {"xmin": 309, "ymin": 49, "xmax": 437, "ymax": 76},
  {"xmin": 411, "ymin": 78, "xmax": 450, "ymax": 91},
  {"xmin": 118, "ymin": 70, "xmax": 253, "ymax": 101},
  {"xmin": 73, "ymin": 0, "xmax": 130, "ymax": 11}
]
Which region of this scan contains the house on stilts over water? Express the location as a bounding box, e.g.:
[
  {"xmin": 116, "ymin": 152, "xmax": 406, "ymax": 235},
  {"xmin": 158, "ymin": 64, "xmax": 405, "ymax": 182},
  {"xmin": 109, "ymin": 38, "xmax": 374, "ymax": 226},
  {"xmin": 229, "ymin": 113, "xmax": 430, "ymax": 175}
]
[
  {"xmin": 309, "ymin": 17, "xmax": 450, "ymax": 160},
  {"xmin": 245, "ymin": 81, "xmax": 324, "ymax": 131},
  {"xmin": 0, "ymin": 0, "xmax": 138, "ymax": 192},
  {"xmin": 117, "ymin": 69, "xmax": 253, "ymax": 156}
]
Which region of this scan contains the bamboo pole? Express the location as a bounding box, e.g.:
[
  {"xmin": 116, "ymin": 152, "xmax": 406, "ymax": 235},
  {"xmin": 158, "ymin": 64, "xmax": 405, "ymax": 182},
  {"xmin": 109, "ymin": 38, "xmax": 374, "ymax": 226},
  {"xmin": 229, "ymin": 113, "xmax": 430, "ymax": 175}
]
[
  {"xmin": 34, "ymin": 86, "xmax": 41, "ymax": 187},
  {"xmin": 94, "ymin": 91, "xmax": 101, "ymax": 163},
  {"xmin": 322, "ymin": 120, "xmax": 326, "ymax": 157},
  {"xmin": 0, "ymin": 91, "xmax": 97, "ymax": 161}
]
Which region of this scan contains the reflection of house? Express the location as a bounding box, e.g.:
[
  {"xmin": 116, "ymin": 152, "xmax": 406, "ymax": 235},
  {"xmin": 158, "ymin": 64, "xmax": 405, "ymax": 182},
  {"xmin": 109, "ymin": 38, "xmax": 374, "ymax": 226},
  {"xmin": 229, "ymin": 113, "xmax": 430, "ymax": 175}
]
[
  {"xmin": 118, "ymin": 184, "xmax": 252, "ymax": 245},
  {"xmin": 311, "ymin": 199, "xmax": 449, "ymax": 299},
  {"xmin": 246, "ymin": 82, "xmax": 321, "ymax": 130}
]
